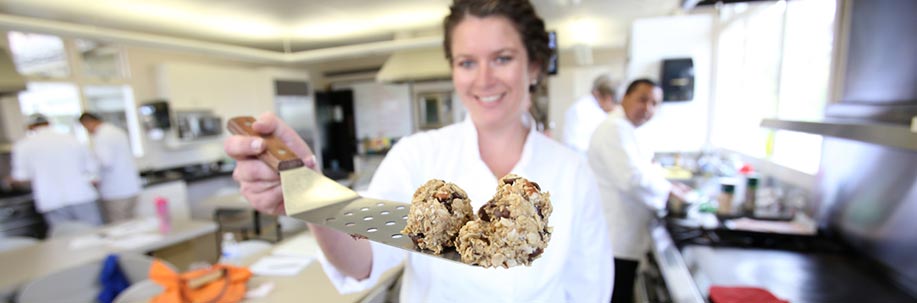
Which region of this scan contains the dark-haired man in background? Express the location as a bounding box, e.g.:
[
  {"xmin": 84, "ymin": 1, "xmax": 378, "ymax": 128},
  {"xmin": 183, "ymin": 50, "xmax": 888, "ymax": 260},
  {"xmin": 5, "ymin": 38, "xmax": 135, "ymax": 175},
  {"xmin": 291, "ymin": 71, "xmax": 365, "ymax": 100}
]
[
  {"xmin": 80, "ymin": 113, "xmax": 142, "ymax": 223},
  {"xmin": 587, "ymin": 79, "xmax": 691, "ymax": 302}
]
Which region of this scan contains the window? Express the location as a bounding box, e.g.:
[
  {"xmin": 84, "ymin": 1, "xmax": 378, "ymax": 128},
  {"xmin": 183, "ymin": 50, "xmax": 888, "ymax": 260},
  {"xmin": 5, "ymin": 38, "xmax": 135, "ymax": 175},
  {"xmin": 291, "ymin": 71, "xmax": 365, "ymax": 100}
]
[
  {"xmin": 84, "ymin": 85, "xmax": 143, "ymax": 156},
  {"xmin": 75, "ymin": 39, "xmax": 128, "ymax": 79},
  {"xmin": 17, "ymin": 82, "xmax": 85, "ymax": 141},
  {"xmin": 7, "ymin": 31, "xmax": 141, "ymax": 156},
  {"xmin": 710, "ymin": 0, "xmax": 836, "ymax": 175},
  {"xmin": 7, "ymin": 32, "xmax": 69, "ymax": 78}
]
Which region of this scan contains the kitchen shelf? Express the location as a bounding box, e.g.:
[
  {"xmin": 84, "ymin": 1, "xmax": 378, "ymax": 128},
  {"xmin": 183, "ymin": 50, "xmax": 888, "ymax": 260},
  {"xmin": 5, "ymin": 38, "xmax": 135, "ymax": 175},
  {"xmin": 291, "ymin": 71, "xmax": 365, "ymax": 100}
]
[{"xmin": 761, "ymin": 118, "xmax": 917, "ymax": 152}]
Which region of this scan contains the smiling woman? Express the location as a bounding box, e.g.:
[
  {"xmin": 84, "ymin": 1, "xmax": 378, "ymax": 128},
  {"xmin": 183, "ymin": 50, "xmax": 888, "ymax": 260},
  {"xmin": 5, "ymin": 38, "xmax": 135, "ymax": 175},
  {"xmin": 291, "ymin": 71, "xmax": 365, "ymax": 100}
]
[
  {"xmin": 223, "ymin": 1, "xmax": 612, "ymax": 301},
  {"xmin": 442, "ymin": 0, "xmax": 552, "ymax": 177}
]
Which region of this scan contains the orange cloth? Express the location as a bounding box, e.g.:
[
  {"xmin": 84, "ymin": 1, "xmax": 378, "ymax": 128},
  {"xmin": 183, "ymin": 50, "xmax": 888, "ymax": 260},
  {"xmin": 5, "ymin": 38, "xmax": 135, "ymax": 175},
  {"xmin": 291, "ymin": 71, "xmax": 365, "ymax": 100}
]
[
  {"xmin": 709, "ymin": 286, "xmax": 790, "ymax": 303},
  {"xmin": 149, "ymin": 260, "xmax": 252, "ymax": 303}
]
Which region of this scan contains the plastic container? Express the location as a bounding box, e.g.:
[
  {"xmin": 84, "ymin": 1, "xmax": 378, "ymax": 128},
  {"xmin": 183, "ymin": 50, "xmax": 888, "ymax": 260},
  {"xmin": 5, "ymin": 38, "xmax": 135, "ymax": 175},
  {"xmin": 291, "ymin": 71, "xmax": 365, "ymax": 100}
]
[
  {"xmin": 155, "ymin": 197, "xmax": 171, "ymax": 234},
  {"xmin": 221, "ymin": 232, "xmax": 239, "ymax": 264}
]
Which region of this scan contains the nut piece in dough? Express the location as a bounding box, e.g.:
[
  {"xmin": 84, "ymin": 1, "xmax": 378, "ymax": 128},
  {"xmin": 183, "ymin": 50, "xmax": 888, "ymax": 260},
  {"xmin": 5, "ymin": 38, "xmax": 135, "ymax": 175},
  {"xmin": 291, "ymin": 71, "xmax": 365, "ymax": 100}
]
[
  {"xmin": 401, "ymin": 179, "xmax": 474, "ymax": 254},
  {"xmin": 456, "ymin": 174, "xmax": 552, "ymax": 268}
]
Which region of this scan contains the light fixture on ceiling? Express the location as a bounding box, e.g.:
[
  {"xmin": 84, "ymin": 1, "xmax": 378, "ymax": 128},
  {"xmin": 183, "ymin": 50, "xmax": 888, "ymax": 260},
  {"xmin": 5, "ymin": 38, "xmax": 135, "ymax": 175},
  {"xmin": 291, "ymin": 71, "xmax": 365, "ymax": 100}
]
[
  {"xmin": 568, "ymin": 17, "xmax": 598, "ymax": 46},
  {"xmin": 0, "ymin": 13, "xmax": 441, "ymax": 64}
]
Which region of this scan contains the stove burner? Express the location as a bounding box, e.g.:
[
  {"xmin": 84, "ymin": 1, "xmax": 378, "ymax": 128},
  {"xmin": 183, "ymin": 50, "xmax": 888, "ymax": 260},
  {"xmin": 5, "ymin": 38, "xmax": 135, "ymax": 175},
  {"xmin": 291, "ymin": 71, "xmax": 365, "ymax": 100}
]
[{"xmin": 666, "ymin": 220, "xmax": 846, "ymax": 253}]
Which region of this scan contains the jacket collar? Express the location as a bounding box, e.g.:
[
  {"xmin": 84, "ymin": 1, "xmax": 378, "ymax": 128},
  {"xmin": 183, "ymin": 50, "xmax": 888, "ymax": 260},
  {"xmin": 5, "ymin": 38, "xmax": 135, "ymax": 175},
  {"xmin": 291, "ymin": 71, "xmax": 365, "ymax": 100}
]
[{"xmin": 460, "ymin": 114, "xmax": 536, "ymax": 180}]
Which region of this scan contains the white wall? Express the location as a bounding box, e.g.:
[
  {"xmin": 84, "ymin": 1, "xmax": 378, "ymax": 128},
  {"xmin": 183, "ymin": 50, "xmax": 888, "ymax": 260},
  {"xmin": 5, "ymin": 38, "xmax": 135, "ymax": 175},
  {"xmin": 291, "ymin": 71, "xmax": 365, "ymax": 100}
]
[
  {"xmin": 332, "ymin": 81, "xmax": 414, "ymax": 140},
  {"xmin": 0, "ymin": 96, "xmax": 25, "ymax": 143},
  {"xmin": 627, "ymin": 14, "xmax": 713, "ymax": 152},
  {"xmin": 123, "ymin": 46, "xmax": 310, "ymax": 170},
  {"xmin": 138, "ymin": 62, "xmax": 309, "ymax": 170}
]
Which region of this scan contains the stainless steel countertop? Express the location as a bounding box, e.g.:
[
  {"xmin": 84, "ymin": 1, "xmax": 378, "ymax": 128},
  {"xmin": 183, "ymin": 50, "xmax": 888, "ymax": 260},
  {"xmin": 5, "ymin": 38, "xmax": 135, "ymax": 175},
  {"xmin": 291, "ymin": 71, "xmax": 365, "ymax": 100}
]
[{"xmin": 682, "ymin": 245, "xmax": 916, "ymax": 303}]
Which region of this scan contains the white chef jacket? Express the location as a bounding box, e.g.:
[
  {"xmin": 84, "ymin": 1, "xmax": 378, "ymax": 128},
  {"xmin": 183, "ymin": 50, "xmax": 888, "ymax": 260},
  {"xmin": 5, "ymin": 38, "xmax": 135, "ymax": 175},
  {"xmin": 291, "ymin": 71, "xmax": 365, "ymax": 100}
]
[
  {"xmin": 11, "ymin": 126, "xmax": 99, "ymax": 212},
  {"xmin": 92, "ymin": 123, "xmax": 142, "ymax": 200},
  {"xmin": 586, "ymin": 110, "xmax": 671, "ymax": 260},
  {"xmin": 318, "ymin": 117, "xmax": 613, "ymax": 303},
  {"xmin": 563, "ymin": 95, "xmax": 609, "ymax": 155}
]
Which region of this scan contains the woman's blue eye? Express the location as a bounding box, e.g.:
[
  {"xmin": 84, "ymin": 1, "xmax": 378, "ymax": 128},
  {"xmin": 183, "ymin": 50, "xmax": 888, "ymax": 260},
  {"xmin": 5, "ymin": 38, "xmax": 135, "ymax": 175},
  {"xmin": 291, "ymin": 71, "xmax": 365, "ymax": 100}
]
[
  {"xmin": 495, "ymin": 56, "xmax": 512, "ymax": 64},
  {"xmin": 457, "ymin": 60, "xmax": 475, "ymax": 68}
]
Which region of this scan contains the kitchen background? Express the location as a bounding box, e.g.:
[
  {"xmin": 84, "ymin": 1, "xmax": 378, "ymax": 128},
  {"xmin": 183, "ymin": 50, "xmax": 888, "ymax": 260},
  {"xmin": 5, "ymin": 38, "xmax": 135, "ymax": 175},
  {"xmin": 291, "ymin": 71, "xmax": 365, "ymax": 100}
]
[{"xmin": 0, "ymin": 0, "xmax": 915, "ymax": 302}]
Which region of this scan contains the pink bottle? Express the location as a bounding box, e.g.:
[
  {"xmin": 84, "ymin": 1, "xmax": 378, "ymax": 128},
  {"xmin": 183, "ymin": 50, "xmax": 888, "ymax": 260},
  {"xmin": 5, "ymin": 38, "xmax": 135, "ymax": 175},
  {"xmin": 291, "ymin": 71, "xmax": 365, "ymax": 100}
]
[{"xmin": 155, "ymin": 197, "xmax": 171, "ymax": 234}]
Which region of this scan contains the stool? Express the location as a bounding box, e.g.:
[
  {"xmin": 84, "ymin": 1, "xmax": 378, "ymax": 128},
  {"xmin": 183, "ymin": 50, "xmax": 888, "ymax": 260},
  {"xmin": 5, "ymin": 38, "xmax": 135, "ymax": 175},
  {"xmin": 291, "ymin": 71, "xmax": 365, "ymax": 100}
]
[{"xmin": 213, "ymin": 208, "xmax": 282, "ymax": 243}]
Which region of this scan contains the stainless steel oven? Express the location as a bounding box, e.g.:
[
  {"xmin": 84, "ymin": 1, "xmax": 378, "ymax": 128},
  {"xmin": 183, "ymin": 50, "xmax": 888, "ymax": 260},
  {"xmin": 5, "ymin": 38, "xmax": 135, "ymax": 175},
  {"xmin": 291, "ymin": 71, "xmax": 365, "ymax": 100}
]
[
  {"xmin": 414, "ymin": 91, "xmax": 454, "ymax": 130},
  {"xmin": 0, "ymin": 192, "xmax": 46, "ymax": 238}
]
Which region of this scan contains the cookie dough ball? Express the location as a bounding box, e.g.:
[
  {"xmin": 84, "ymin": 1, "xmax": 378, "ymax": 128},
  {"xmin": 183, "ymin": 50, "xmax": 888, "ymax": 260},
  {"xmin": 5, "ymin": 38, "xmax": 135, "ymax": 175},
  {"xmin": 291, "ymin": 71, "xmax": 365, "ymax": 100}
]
[
  {"xmin": 456, "ymin": 174, "xmax": 553, "ymax": 268},
  {"xmin": 401, "ymin": 179, "xmax": 474, "ymax": 254}
]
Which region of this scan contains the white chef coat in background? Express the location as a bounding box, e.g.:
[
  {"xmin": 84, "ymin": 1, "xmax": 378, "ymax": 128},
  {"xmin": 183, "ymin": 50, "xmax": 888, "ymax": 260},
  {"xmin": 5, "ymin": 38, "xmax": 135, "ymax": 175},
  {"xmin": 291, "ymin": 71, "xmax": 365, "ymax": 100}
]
[
  {"xmin": 91, "ymin": 123, "xmax": 142, "ymax": 200},
  {"xmin": 563, "ymin": 95, "xmax": 610, "ymax": 156},
  {"xmin": 11, "ymin": 127, "xmax": 99, "ymax": 212},
  {"xmin": 318, "ymin": 117, "xmax": 614, "ymax": 303},
  {"xmin": 587, "ymin": 110, "xmax": 671, "ymax": 260}
]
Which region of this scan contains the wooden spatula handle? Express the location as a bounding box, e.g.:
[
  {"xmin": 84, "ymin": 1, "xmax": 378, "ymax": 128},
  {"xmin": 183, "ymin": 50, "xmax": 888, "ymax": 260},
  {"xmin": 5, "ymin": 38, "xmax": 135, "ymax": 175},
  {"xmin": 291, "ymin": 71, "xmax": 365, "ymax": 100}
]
[{"xmin": 227, "ymin": 116, "xmax": 304, "ymax": 171}]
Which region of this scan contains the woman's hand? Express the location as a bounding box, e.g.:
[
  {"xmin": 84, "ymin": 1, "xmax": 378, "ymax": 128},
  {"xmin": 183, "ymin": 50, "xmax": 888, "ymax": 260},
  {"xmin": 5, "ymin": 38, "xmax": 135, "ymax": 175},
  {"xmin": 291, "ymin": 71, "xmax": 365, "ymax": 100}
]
[{"xmin": 223, "ymin": 112, "xmax": 317, "ymax": 215}]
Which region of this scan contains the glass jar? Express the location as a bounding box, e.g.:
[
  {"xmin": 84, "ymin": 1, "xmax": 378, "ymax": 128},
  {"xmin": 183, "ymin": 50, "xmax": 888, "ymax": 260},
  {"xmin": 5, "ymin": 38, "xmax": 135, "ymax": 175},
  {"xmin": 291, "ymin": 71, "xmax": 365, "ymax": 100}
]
[
  {"xmin": 743, "ymin": 176, "xmax": 759, "ymax": 216},
  {"xmin": 717, "ymin": 183, "xmax": 735, "ymax": 216}
]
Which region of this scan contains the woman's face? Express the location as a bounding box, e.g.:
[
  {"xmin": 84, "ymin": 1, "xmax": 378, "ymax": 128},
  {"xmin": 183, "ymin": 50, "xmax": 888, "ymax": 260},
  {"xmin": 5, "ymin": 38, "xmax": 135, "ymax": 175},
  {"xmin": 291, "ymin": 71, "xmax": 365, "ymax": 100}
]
[{"xmin": 449, "ymin": 15, "xmax": 539, "ymax": 130}]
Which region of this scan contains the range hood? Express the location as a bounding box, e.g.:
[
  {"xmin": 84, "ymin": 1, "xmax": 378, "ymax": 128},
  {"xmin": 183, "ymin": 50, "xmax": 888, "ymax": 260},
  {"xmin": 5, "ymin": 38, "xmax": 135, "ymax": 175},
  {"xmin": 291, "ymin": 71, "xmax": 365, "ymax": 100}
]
[
  {"xmin": 761, "ymin": 118, "xmax": 917, "ymax": 152},
  {"xmin": 760, "ymin": 0, "xmax": 917, "ymax": 153},
  {"xmin": 0, "ymin": 47, "xmax": 26, "ymax": 95},
  {"xmin": 376, "ymin": 47, "xmax": 450, "ymax": 83}
]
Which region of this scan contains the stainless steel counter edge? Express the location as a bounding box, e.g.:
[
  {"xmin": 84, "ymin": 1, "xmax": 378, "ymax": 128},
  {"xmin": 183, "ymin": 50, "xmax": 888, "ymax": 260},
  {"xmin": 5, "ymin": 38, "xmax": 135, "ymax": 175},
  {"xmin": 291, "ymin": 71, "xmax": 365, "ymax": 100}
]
[
  {"xmin": 760, "ymin": 118, "xmax": 917, "ymax": 152},
  {"xmin": 649, "ymin": 220, "xmax": 706, "ymax": 303}
]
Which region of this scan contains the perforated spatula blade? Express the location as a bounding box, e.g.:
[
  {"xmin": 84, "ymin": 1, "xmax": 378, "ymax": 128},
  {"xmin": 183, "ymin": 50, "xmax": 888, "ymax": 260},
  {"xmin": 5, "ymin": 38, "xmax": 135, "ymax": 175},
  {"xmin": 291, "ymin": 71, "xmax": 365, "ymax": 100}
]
[{"xmin": 227, "ymin": 116, "xmax": 464, "ymax": 264}]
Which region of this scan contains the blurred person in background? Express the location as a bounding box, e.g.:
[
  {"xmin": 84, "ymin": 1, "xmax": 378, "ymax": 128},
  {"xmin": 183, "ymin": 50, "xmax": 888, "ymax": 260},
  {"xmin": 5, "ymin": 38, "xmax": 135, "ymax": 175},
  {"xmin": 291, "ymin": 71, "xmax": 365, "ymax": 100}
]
[
  {"xmin": 563, "ymin": 74, "xmax": 618, "ymax": 156},
  {"xmin": 80, "ymin": 112, "xmax": 142, "ymax": 223},
  {"xmin": 588, "ymin": 79, "xmax": 690, "ymax": 303},
  {"xmin": 224, "ymin": 0, "xmax": 612, "ymax": 301},
  {"xmin": 11, "ymin": 114, "xmax": 102, "ymax": 229}
]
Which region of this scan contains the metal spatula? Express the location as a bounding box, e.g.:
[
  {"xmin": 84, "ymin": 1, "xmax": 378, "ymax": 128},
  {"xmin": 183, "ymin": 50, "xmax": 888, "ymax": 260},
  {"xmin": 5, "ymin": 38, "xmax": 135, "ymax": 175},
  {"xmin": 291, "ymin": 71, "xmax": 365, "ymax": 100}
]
[{"xmin": 227, "ymin": 116, "xmax": 464, "ymax": 264}]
